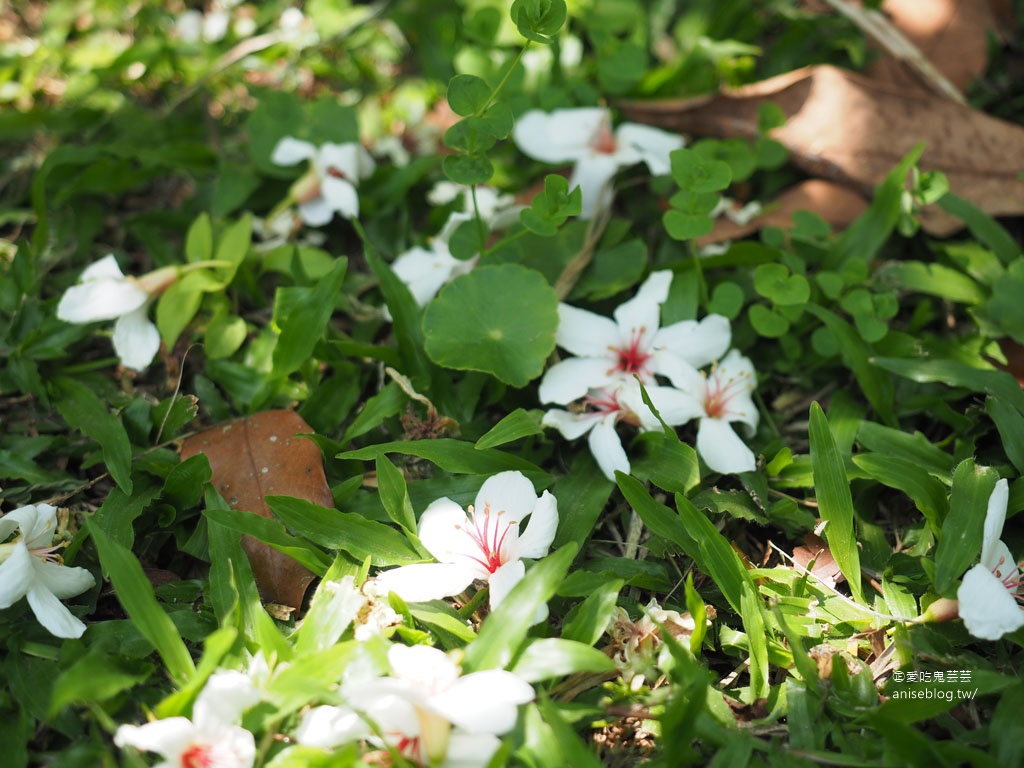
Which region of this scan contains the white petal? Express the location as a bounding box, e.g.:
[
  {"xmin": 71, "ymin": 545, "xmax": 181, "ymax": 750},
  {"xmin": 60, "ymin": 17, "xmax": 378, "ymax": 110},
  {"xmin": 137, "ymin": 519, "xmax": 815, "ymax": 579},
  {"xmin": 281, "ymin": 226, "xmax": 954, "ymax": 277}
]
[
  {"xmin": 980, "ymin": 479, "xmax": 1009, "ymax": 571},
  {"xmin": 80, "ymin": 254, "xmax": 127, "ymax": 282},
  {"xmin": 714, "ymin": 349, "xmax": 759, "ymax": 432},
  {"xmin": 25, "ymin": 580, "xmax": 88, "ymax": 638},
  {"xmin": 32, "ymin": 559, "xmax": 94, "ymax": 600},
  {"xmin": 0, "ymin": 542, "xmax": 33, "ymax": 608},
  {"xmin": 513, "ymin": 109, "xmax": 601, "ymax": 164},
  {"xmin": 294, "ymin": 705, "xmax": 368, "ymax": 748},
  {"xmin": 541, "ymin": 408, "xmax": 599, "ymax": 441},
  {"xmin": 653, "ymin": 352, "xmax": 707, "ymax": 394},
  {"xmin": 319, "ymin": 142, "xmax": 375, "ymax": 181},
  {"xmin": 437, "ymin": 211, "xmax": 475, "ymax": 244},
  {"xmin": 112, "ymin": 308, "xmax": 161, "ymax": 371},
  {"xmin": 514, "ymin": 491, "xmax": 558, "ymax": 559},
  {"xmin": 568, "ymin": 153, "xmax": 621, "ymax": 219},
  {"xmin": 298, "ymin": 196, "xmax": 335, "ymax": 227},
  {"xmin": 653, "ymin": 314, "xmax": 731, "ymax": 370},
  {"xmin": 444, "ymin": 733, "xmax": 502, "ymax": 768},
  {"xmin": 556, "ymin": 303, "xmax": 621, "ymax": 357},
  {"xmin": 538, "ymin": 357, "xmax": 617, "ymax": 405},
  {"xmin": 418, "ymin": 498, "xmax": 478, "ymax": 565},
  {"xmin": 475, "ymin": 471, "xmax": 539, "ymax": 524},
  {"xmin": 697, "ymin": 417, "xmax": 756, "ymax": 475},
  {"xmin": 388, "ymin": 644, "xmax": 460, "ymax": 691},
  {"xmin": 957, "ymin": 564, "xmax": 1024, "ymax": 641},
  {"xmin": 57, "ymin": 279, "xmax": 149, "ymax": 324},
  {"xmin": 486, "ymin": 558, "xmax": 525, "ymax": 611},
  {"xmin": 988, "ymin": 540, "xmax": 1019, "ymax": 583},
  {"xmin": 11, "ymin": 503, "xmax": 51, "ymax": 547},
  {"xmin": 193, "ymin": 670, "xmax": 260, "ymax": 729},
  {"xmin": 614, "ymin": 123, "xmax": 684, "ymax": 175},
  {"xmin": 612, "ymin": 270, "xmax": 672, "ymax": 344},
  {"xmin": 272, "ymin": 137, "xmax": 317, "ymax": 166},
  {"xmin": 374, "ymin": 563, "xmax": 477, "ymax": 603},
  {"xmin": 432, "ymin": 670, "xmax": 534, "ymax": 734},
  {"xmin": 320, "ymin": 176, "xmax": 360, "ymax": 219},
  {"xmin": 619, "ymin": 383, "xmax": 704, "ymax": 429},
  {"xmin": 114, "ymin": 718, "xmax": 197, "ymax": 757},
  {"xmin": 391, "ymin": 247, "xmax": 461, "ymax": 307},
  {"xmin": 588, "ymin": 414, "xmax": 630, "ymax": 481}
]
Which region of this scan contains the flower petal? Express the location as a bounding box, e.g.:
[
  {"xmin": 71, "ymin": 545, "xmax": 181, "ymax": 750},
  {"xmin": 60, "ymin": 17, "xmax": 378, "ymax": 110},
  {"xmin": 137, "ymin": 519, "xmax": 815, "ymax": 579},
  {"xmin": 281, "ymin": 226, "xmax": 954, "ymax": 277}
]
[
  {"xmin": 513, "ymin": 109, "xmax": 604, "ymax": 164},
  {"xmin": 319, "ymin": 142, "xmax": 376, "ymax": 181},
  {"xmin": 444, "ymin": 733, "xmax": 502, "ymax": 768},
  {"xmin": 25, "ymin": 580, "xmax": 88, "ymax": 638},
  {"xmin": 612, "ymin": 270, "xmax": 672, "ymax": 347},
  {"xmin": 555, "ymin": 303, "xmax": 621, "ymax": 358},
  {"xmin": 568, "ymin": 152, "xmax": 621, "ymax": 219},
  {"xmin": 588, "ymin": 413, "xmax": 630, "ymax": 481},
  {"xmin": 614, "ymin": 122, "xmax": 684, "ymax": 175},
  {"xmin": 486, "ymin": 558, "xmax": 525, "ymax": 611},
  {"xmin": 112, "ymin": 307, "xmax": 161, "ymax": 371},
  {"xmin": 619, "ymin": 383, "xmax": 704, "ymax": 429},
  {"xmin": 272, "ymin": 137, "xmax": 316, "ymax": 166},
  {"xmin": 541, "ymin": 408, "xmax": 599, "ymax": 441},
  {"xmin": 320, "ymin": 176, "xmax": 360, "ymax": 219},
  {"xmin": 1, "ymin": 504, "xmax": 44, "ymax": 546},
  {"xmin": 388, "ymin": 643, "xmax": 461, "ymax": 691},
  {"xmin": 957, "ymin": 564, "xmax": 1024, "ymax": 641},
  {"xmin": 57, "ymin": 278, "xmax": 149, "ymax": 324},
  {"xmin": 114, "ymin": 718, "xmax": 197, "ymax": 757},
  {"xmin": 418, "ymin": 498, "xmax": 479, "ymax": 565},
  {"xmin": 32, "ymin": 559, "xmax": 94, "ymax": 600},
  {"xmin": 538, "ymin": 357, "xmax": 617, "ymax": 405},
  {"xmin": 391, "ymin": 246, "xmax": 462, "ymax": 307},
  {"xmin": 193, "ymin": 670, "xmax": 260, "ymax": 729},
  {"xmin": 298, "ymin": 196, "xmax": 335, "ymax": 226},
  {"xmin": 0, "ymin": 542, "xmax": 33, "ymax": 608},
  {"xmin": 433, "ymin": 669, "xmax": 534, "ymax": 734},
  {"xmin": 653, "ymin": 314, "xmax": 731, "ymax": 370},
  {"xmin": 715, "ymin": 349, "xmax": 759, "ymax": 432},
  {"xmin": 514, "ymin": 490, "xmax": 558, "ymax": 559},
  {"xmin": 81, "ymin": 254, "xmax": 127, "ymax": 282},
  {"xmin": 980, "ymin": 478, "xmax": 1009, "ymax": 571},
  {"xmin": 294, "ymin": 705, "xmax": 368, "ymax": 749},
  {"xmin": 475, "ymin": 471, "xmax": 539, "ymax": 524},
  {"xmin": 697, "ymin": 417, "xmax": 756, "ymax": 475},
  {"xmin": 374, "ymin": 562, "xmax": 477, "ymax": 603}
]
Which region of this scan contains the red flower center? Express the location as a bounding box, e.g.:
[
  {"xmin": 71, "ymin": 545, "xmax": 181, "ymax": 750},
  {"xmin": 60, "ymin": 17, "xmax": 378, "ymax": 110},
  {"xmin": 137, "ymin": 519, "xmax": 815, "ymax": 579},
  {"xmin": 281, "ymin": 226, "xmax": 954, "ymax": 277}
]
[
  {"xmin": 703, "ymin": 367, "xmax": 749, "ymax": 419},
  {"xmin": 591, "ymin": 122, "xmax": 617, "ymax": 154},
  {"xmin": 181, "ymin": 744, "xmax": 214, "ymax": 768},
  {"xmin": 614, "ymin": 330, "xmax": 651, "ymax": 377},
  {"xmin": 461, "ymin": 503, "xmax": 514, "ymax": 574}
]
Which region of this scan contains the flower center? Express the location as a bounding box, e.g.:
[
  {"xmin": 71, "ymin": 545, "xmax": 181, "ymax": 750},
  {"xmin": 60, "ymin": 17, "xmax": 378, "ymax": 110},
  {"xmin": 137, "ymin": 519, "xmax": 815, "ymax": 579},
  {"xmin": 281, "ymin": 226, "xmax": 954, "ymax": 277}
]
[
  {"xmin": 994, "ymin": 555, "xmax": 1024, "ymax": 603},
  {"xmin": 462, "ymin": 503, "xmax": 515, "ymax": 574},
  {"xmin": 581, "ymin": 388, "xmax": 640, "ymax": 428},
  {"xmin": 614, "ymin": 329, "xmax": 652, "ymax": 377},
  {"xmin": 591, "ymin": 120, "xmax": 617, "ymax": 154},
  {"xmin": 181, "ymin": 743, "xmax": 214, "ymax": 768},
  {"xmin": 703, "ymin": 365, "xmax": 750, "ymax": 419}
]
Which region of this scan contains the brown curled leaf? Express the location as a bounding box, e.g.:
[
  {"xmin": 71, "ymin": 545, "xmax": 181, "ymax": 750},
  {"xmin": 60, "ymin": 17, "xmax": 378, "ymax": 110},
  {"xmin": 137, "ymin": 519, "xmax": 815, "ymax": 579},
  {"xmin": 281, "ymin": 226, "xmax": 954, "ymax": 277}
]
[{"xmin": 181, "ymin": 409, "xmax": 331, "ymax": 610}]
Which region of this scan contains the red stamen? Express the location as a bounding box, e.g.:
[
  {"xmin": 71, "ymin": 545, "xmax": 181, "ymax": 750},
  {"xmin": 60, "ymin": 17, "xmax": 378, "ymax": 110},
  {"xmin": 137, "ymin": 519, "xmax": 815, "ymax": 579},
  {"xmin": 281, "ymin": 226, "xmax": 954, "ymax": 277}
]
[
  {"xmin": 591, "ymin": 121, "xmax": 617, "ymax": 154},
  {"xmin": 703, "ymin": 367, "xmax": 750, "ymax": 419},
  {"xmin": 461, "ymin": 503, "xmax": 515, "ymax": 574},
  {"xmin": 613, "ymin": 329, "xmax": 651, "ymax": 377},
  {"xmin": 181, "ymin": 744, "xmax": 214, "ymax": 768}
]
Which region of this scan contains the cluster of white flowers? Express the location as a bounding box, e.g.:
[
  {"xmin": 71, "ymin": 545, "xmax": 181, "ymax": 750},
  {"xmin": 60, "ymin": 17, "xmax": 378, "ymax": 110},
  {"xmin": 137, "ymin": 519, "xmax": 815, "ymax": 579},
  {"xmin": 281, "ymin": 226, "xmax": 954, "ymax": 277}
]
[{"xmin": 539, "ymin": 270, "xmax": 759, "ymax": 480}]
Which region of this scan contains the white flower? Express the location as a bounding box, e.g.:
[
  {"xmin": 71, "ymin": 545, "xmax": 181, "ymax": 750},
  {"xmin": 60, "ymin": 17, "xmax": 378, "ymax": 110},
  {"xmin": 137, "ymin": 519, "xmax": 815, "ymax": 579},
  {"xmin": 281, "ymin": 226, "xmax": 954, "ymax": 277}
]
[
  {"xmin": 956, "ymin": 479, "xmax": 1024, "ymax": 640},
  {"xmin": 665, "ymin": 349, "xmax": 759, "ymax": 474},
  {"xmin": 542, "ymin": 379, "xmax": 699, "ymax": 481},
  {"xmin": 426, "ymin": 182, "xmax": 522, "ymax": 231},
  {"xmin": 374, "ymin": 471, "xmax": 557, "ymax": 613},
  {"xmin": 513, "ymin": 107, "xmax": 683, "ymax": 218},
  {"xmin": 271, "ymin": 137, "xmax": 376, "ymax": 225},
  {"xmin": 114, "ymin": 670, "xmax": 260, "ymax": 768},
  {"xmin": 57, "ymin": 254, "xmax": 177, "ymax": 371},
  {"xmin": 295, "ymin": 644, "xmax": 534, "ymax": 767},
  {"xmin": 0, "ymin": 504, "xmax": 95, "ymax": 639},
  {"xmin": 391, "ymin": 212, "xmax": 478, "ymax": 307},
  {"xmin": 538, "ymin": 270, "xmax": 731, "ymax": 405}
]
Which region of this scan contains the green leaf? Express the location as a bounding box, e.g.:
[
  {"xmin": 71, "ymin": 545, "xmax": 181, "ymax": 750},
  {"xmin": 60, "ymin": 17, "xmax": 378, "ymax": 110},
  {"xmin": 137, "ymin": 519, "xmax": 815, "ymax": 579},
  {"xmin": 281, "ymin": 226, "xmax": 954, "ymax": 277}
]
[
  {"xmin": 520, "ymin": 174, "xmax": 581, "ymax": 236},
  {"xmin": 447, "ymin": 74, "xmax": 491, "ymax": 117},
  {"xmin": 87, "ymin": 521, "xmax": 195, "ymax": 684},
  {"xmin": 266, "ymin": 496, "xmax": 423, "ymax": 566},
  {"xmin": 53, "ymin": 377, "xmax": 133, "ymax": 494},
  {"xmin": 205, "ymin": 306, "xmax": 247, "ymax": 360},
  {"xmin": 985, "ymin": 396, "xmax": 1024, "ymax": 474},
  {"xmin": 442, "ymin": 153, "xmax": 494, "ymax": 186},
  {"xmin": 341, "ymin": 381, "xmax": 407, "ymax": 444},
  {"xmin": 475, "ymin": 408, "xmax": 544, "ymax": 450},
  {"xmin": 877, "ymin": 261, "xmax": 985, "ymax": 304},
  {"xmin": 753, "ymin": 263, "xmax": 810, "ymax": 306},
  {"xmin": 808, "ymin": 402, "xmax": 864, "ymax": 603},
  {"xmin": 156, "ymin": 275, "xmax": 205, "ymax": 350},
  {"xmin": 510, "ymin": 0, "xmax": 567, "ymax": 43},
  {"xmin": 856, "ymin": 421, "xmax": 954, "ymax": 478},
  {"xmin": 551, "ymin": 452, "xmax": 614, "ymax": 550},
  {"xmin": 873, "ymin": 356, "xmax": 1024, "ymax": 415},
  {"xmin": 934, "ymin": 459, "xmax": 999, "ymax": 594},
  {"xmin": 669, "ymin": 147, "xmax": 732, "ymax": 193},
  {"xmin": 463, "ymin": 543, "xmax": 577, "ymax": 671},
  {"xmin": 201, "ymin": 506, "xmax": 331, "ymax": 575},
  {"xmin": 561, "ymin": 578, "xmax": 623, "ymax": 646},
  {"xmin": 272, "ymin": 257, "xmax": 348, "ymax": 378},
  {"xmin": 423, "ymin": 265, "xmax": 558, "ymax": 387},
  {"xmin": 630, "ymin": 432, "xmax": 700, "ymax": 494},
  {"xmin": 663, "ymin": 209, "xmax": 714, "ymax": 241},
  {"xmin": 748, "ymin": 303, "xmax": 790, "ymax": 337},
  {"xmin": 366, "ymin": 249, "xmax": 432, "ymax": 381},
  {"xmin": 213, "ymin": 213, "xmax": 252, "ymax": 287},
  {"xmin": 937, "ymin": 193, "xmax": 1021, "ymax": 265},
  {"xmin": 852, "ymin": 454, "xmax": 948, "ymax": 534},
  {"xmin": 185, "ymin": 213, "xmax": 213, "ymax": 263},
  {"xmin": 707, "ymin": 282, "xmax": 745, "ymax": 319},
  {"xmin": 512, "ymin": 638, "xmax": 616, "ymax": 682},
  {"xmin": 375, "ymin": 455, "xmax": 418, "ymax": 534},
  {"xmin": 50, "ymin": 649, "xmax": 153, "ymax": 717}
]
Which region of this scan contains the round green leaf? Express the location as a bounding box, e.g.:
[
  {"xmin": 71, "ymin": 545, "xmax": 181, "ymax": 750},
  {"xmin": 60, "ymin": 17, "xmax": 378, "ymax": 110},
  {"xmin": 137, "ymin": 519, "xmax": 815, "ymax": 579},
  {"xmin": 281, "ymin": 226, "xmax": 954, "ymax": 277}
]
[
  {"xmin": 511, "ymin": 0, "xmax": 567, "ymax": 43},
  {"xmin": 442, "ymin": 153, "xmax": 494, "ymax": 186},
  {"xmin": 753, "ymin": 263, "xmax": 810, "ymax": 306},
  {"xmin": 748, "ymin": 303, "xmax": 790, "ymax": 338},
  {"xmin": 708, "ymin": 282, "xmax": 744, "ymax": 319},
  {"xmin": 447, "ymin": 74, "xmax": 491, "ymax": 117},
  {"xmin": 423, "ymin": 264, "xmax": 558, "ymax": 387},
  {"xmin": 663, "ymin": 209, "xmax": 714, "ymax": 241}
]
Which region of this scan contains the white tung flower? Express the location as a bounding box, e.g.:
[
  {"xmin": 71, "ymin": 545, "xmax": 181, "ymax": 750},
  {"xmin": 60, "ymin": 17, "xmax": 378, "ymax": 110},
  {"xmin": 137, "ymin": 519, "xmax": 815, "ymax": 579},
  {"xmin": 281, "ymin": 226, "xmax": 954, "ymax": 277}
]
[
  {"xmin": 272, "ymin": 137, "xmax": 376, "ymax": 225},
  {"xmin": 295, "ymin": 644, "xmax": 534, "ymax": 768},
  {"xmin": 114, "ymin": 670, "xmax": 260, "ymax": 768},
  {"xmin": 513, "ymin": 107, "xmax": 683, "ymax": 218},
  {"xmin": 538, "ymin": 270, "xmax": 731, "ymax": 406},
  {"xmin": 391, "ymin": 212, "xmax": 479, "ymax": 308},
  {"xmin": 956, "ymin": 479, "xmax": 1024, "ymax": 641},
  {"xmin": 0, "ymin": 504, "xmax": 95, "ymax": 639},
  {"xmin": 374, "ymin": 471, "xmax": 557, "ymax": 613},
  {"xmin": 56, "ymin": 254, "xmax": 177, "ymax": 371}
]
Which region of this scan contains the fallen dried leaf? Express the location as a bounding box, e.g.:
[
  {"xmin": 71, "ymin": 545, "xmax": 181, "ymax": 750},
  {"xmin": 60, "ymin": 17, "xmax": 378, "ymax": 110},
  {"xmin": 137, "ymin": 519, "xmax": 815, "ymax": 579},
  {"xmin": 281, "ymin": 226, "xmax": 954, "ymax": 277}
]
[
  {"xmin": 792, "ymin": 532, "xmax": 846, "ymax": 588},
  {"xmin": 181, "ymin": 410, "xmax": 331, "ymax": 610},
  {"xmin": 619, "ymin": 65, "xmax": 1024, "ymax": 236}
]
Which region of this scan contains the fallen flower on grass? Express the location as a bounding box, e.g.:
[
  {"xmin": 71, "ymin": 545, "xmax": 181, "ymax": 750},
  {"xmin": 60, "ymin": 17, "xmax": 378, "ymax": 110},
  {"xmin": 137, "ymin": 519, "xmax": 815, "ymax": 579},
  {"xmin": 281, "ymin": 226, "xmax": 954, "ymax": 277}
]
[
  {"xmin": 271, "ymin": 137, "xmax": 376, "ymax": 225},
  {"xmin": 56, "ymin": 254, "xmax": 179, "ymax": 371},
  {"xmin": 0, "ymin": 503, "xmax": 95, "ymax": 639},
  {"xmin": 956, "ymin": 478, "xmax": 1024, "ymax": 640},
  {"xmin": 114, "ymin": 670, "xmax": 260, "ymax": 768},
  {"xmin": 373, "ymin": 471, "xmax": 557, "ymax": 613},
  {"xmin": 513, "ymin": 107, "xmax": 683, "ymax": 218},
  {"xmin": 391, "ymin": 212, "xmax": 479, "ymax": 307},
  {"xmin": 295, "ymin": 644, "xmax": 534, "ymax": 767},
  {"xmin": 538, "ymin": 270, "xmax": 731, "ymax": 405}
]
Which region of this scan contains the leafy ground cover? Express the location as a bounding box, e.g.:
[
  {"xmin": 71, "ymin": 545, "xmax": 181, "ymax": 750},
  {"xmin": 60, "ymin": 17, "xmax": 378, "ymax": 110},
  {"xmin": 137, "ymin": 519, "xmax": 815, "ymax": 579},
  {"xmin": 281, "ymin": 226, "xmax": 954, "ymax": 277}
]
[{"xmin": 2, "ymin": 1, "xmax": 1024, "ymax": 766}]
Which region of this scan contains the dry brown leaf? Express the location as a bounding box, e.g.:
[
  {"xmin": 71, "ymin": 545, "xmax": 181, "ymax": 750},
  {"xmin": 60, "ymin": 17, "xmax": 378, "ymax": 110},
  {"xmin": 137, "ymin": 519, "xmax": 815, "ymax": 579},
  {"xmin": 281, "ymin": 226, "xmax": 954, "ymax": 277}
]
[
  {"xmin": 696, "ymin": 180, "xmax": 868, "ymax": 246},
  {"xmin": 619, "ymin": 65, "xmax": 1024, "ymax": 236},
  {"xmin": 181, "ymin": 410, "xmax": 331, "ymax": 610},
  {"xmin": 792, "ymin": 532, "xmax": 846, "ymax": 588}
]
